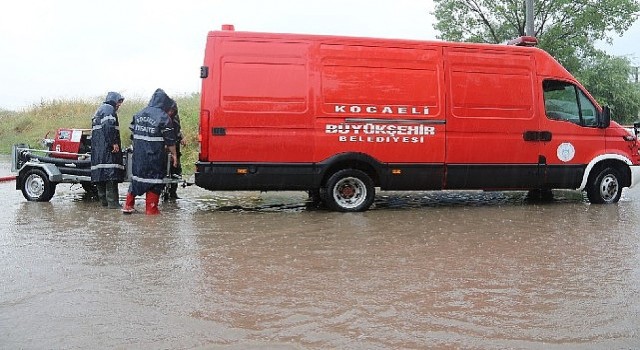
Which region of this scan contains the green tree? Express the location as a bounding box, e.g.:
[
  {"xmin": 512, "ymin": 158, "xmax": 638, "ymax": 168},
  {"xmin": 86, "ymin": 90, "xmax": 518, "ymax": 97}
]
[
  {"xmin": 577, "ymin": 54, "xmax": 640, "ymax": 123},
  {"xmin": 433, "ymin": 0, "xmax": 640, "ymax": 120},
  {"xmin": 433, "ymin": 0, "xmax": 639, "ymax": 71}
]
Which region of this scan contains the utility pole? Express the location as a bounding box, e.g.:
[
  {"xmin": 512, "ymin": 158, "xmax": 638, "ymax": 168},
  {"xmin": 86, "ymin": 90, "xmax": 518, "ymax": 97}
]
[{"xmin": 525, "ymin": 0, "xmax": 535, "ymax": 37}]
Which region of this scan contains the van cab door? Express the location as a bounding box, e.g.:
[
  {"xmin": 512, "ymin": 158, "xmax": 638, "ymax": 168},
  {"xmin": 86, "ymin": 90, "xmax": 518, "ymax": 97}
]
[{"xmin": 538, "ymin": 80, "xmax": 605, "ymax": 189}]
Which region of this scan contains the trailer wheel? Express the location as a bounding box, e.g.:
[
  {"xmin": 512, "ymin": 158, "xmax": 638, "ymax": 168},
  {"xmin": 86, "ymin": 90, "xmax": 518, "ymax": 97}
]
[
  {"xmin": 21, "ymin": 168, "xmax": 56, "ymax": 202},
  {"xmin": 323, "ymin": 169, "xmax": 375, "ymax": 212},
  {"xmin": 586, "ymin": 167, "xmax": 622, "ymax": 204}
]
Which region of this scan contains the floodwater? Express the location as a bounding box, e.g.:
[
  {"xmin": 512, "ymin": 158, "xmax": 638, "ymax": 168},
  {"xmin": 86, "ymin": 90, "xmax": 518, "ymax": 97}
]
[{"xmin": 1, "ymin": 156, "xmax": 639, "ymax": 349}]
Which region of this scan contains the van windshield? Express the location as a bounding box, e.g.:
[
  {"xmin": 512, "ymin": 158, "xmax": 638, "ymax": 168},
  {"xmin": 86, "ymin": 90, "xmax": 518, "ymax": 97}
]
[{"xmin": 543, "ymin": 80, "xmax": 597, "ymax": 127}]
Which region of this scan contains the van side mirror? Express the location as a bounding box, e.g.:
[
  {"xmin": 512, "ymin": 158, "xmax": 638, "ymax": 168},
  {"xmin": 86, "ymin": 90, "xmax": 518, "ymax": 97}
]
[{"xmin": 599, "ymin": 106, "xmax": 611, "ymax": 128}]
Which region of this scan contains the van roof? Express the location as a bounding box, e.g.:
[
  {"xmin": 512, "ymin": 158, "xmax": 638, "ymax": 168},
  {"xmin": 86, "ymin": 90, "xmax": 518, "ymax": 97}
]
[{"xmin": 209, "ymin": 26, "xmax": 541, "ymax": 53}]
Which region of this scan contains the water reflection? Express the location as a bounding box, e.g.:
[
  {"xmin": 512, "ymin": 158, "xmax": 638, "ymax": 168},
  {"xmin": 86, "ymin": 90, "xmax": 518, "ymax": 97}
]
[{"xmin": 1, "ymin": 158, "xmax": 639, "ymax": 348}]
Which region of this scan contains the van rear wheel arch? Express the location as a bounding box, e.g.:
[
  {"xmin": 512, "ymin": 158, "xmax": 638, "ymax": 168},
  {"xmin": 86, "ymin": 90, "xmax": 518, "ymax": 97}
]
[{"xmin": 317, "ymin": 153, "xmax": 382, "ymax": 189}]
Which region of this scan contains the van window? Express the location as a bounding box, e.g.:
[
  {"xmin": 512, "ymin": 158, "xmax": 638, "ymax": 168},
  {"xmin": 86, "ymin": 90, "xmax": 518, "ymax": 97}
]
[{"xmin": 543, "ymin": 80, "xmax": 598, "ymax": 127}]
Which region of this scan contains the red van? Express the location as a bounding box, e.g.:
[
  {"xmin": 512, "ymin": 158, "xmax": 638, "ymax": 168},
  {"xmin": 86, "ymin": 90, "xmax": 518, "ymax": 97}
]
[{"xmin": 196, "ymin": 25, "xmax": 640, "ymax": 211}]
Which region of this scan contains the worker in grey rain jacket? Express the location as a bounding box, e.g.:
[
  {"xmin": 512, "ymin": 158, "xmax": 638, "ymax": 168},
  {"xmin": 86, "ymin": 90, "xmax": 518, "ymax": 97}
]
[
  {"xmin": 91, "ymin": 91, "xmax": 125, "ymax": 209},
  {"xmin": 122, "ymin": 88, "xmax": 177, "ymax": 215}
]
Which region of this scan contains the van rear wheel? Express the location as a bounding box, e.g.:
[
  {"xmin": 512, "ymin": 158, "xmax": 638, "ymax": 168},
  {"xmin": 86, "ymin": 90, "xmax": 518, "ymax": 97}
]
[
  {"xmin": 586, "ymin": 167, "xmax": 622, "ymax": 204},
  {"xmin": 323, "ymin": 169, "xmax": 375, "ymax": 212}
]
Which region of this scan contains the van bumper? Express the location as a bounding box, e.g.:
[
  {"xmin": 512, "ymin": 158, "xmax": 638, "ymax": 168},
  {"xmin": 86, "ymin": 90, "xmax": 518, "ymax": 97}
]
[
  {"xmin": 195, "ymin": 162, "xmax": 319, "ymax": 191},
  {"xmin": 629, "ymin": 165, "xmax": 640, "ymax": 188}
]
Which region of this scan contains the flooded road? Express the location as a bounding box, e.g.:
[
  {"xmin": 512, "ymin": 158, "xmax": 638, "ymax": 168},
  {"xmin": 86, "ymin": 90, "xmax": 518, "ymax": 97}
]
[{"xmin": 1, "ymin": 157, "xmax": 639, "ymax": 349}]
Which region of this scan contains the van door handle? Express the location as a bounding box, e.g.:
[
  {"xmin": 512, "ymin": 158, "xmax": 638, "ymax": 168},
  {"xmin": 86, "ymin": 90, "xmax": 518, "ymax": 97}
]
[
  {"xmin": 523, "ymin": 131, "xmax": 552, "ymax": 142},
  {"xmin": 212, "ymin": 127, "xmax": 226, "ymax": 136}
]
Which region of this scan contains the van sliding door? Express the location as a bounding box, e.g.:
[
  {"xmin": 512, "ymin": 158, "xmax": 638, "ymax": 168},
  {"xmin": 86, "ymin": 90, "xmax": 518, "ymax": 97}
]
[{"xmin": 443, "ymin": 47, "xmax": 542, "ymax": 189}]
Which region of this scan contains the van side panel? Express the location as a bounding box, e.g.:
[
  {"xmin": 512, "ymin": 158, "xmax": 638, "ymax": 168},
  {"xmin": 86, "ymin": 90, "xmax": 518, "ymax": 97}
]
[
  {"xmin": 443, "ymin": 47, "xmax": 541, "ymax": 189},
  {"xmin": 196, "ymin": 35, "xmax": 319, "ymax": 190},
  {"xmin": 206, "ymin": 38, "xmax": 314, "ymax": 163},
  {"xmin": 315, "ymin": 43, "xmax": 446, "ymax": 189}
]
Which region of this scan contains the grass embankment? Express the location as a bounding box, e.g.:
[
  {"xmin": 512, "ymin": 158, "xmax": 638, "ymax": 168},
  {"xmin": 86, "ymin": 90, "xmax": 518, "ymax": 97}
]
[{"xmin": 0, "ymin": 94, "xmax": 200, "ymax": 174}]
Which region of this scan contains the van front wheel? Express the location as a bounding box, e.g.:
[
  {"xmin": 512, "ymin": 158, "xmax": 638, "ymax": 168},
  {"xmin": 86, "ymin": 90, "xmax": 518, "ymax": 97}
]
[
  {"xmin": 323, "ymin": 169, "xmax": 375, "ymax": 212},
  {"xmin": 586, "ymin": 167, "xmax": 622, "ymax": 204}
]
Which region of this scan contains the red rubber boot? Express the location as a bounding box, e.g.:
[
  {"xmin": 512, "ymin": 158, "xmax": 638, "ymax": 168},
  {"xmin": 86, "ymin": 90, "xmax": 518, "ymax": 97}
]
[
  {"xmin": 122, "ymin": 192, "xmax": 136, "ymax": 214},
  {"xmin": 145, "ymin": 191, "xmax": 161, "ymax": 215}
]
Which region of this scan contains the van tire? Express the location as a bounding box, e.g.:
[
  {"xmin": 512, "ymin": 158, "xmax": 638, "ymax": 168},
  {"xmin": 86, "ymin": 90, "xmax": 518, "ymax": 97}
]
[
  {"xmin": 21, "ymin": 168, "xmax": 56, "ymax": 202},
  {"xmin": 586, "ymin": 167, "xmax": 622, "ymax": 204},
  {"xmin": 323, "ymin": 169, "xmax": 375, "ymax": 212}
]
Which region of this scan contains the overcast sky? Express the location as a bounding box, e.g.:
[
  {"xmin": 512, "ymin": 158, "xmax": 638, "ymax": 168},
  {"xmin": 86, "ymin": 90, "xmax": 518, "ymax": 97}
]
[{"xmin": 1, "ymin": 0, "xmax": 638, "ymax": 110}]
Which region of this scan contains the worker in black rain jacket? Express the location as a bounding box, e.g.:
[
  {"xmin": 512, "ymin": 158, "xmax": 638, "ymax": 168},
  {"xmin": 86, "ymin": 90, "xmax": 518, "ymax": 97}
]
[
  {"xmin": 91, "ymin": 91, "xmax": 125, "ymax": 209},
  {"xmin": 122, "ymin": 88, "xmax": 178, "ymax": 215}
]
